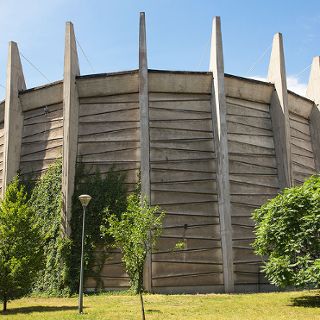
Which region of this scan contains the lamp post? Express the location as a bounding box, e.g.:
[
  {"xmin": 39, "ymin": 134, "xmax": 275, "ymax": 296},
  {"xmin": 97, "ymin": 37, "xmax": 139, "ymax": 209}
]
[{"xmin": 78, "ymin": 194, "xmax": 92, "ymax": 314}]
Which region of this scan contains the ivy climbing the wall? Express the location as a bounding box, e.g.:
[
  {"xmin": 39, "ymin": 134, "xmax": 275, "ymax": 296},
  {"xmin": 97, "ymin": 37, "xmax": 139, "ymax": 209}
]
[
  {"xmin": 68, "ymin": 164, "xmax": 128, "ymax": 293},
  {"xmin": 30, "ymin": 159, "xmax": 71, "ymax": 295}
]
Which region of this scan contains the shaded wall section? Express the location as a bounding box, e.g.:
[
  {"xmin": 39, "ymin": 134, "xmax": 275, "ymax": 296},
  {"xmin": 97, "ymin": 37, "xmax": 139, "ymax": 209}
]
[
  {"xmin": 19, "ymin": 83, "xmax": 63, "ymax": 180},
  {"xmin": 226, "ymin": 96, "xmax": 279, "ymax": 290}
]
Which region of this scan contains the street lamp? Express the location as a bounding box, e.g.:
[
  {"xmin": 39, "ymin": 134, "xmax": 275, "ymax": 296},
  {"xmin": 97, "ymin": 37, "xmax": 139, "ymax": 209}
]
[{"xmin": 78, "ymin": 194, "xmax": 92, "ymax": 314}]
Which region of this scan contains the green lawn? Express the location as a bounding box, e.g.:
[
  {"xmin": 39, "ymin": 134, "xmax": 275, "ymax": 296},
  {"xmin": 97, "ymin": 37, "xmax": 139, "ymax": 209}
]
[{"xmin": 1, "ymin": 290, "xmax": 319, "ymax": 320}]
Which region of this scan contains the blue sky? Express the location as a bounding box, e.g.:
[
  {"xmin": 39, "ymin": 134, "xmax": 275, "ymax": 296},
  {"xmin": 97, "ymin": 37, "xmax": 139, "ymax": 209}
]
[{"xmin": 1, "ymin": 0, "xmax": 320, "ymax": 100}]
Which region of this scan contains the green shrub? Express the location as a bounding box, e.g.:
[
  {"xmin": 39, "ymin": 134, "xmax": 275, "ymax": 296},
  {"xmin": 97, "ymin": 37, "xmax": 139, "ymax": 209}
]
[{"xmin": 253, "ymin": 175, "xmax": 320, "ymax": 288}]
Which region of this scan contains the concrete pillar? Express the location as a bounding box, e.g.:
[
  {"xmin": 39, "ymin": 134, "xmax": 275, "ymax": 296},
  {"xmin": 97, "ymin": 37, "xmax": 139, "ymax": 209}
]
[
  {"xmin": 267, "ymin": 33, "xmax": 293, "ymax": 188},
  {"xmin": 306, "ymin": 56, "xmax": 320, "ymax": 171},
  {"xmin": 209, "ymin": 16, "xmax": 234, "ymax": 293},
  {"xmin": 62, "ymin": 22, "xmax": 80, "ymax": 235},
  {"xmin": 2, "ymin": 42, "xmax": 26, "ymax": 195},
  {"xmin": 139, "ymin": 12, "xmax": 152, "ymax": 292}
]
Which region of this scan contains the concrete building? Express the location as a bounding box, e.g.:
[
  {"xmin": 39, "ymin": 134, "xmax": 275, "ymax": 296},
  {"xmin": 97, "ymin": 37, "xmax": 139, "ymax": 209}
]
[{"xmin": 1, "ymin": 13, "xmax": 319, "ymax": 293}]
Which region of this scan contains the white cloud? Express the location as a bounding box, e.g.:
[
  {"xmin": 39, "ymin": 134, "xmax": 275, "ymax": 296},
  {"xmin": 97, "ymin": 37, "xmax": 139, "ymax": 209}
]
[
  {"xmin": 286, "ymin": 76, "xmax": 307, "ymax": 96},
  {"xmin": 249, "ymin": 75, "xmax": 307, "ymax": 97}
]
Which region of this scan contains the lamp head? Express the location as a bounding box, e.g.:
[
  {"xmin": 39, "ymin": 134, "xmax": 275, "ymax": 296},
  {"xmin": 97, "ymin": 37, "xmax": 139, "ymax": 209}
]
[{"xmin": 79, "ymin": 194, "xmax": 92, "ymax": 207}]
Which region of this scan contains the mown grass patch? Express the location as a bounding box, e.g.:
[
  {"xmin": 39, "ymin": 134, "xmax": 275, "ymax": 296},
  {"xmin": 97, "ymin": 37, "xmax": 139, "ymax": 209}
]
[{"xmin": 1, "ymin": 290, "xmax": 319, "ymax": 320}]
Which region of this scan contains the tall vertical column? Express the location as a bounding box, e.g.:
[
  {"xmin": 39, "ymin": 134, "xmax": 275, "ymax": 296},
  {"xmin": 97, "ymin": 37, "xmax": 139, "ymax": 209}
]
[
  {"xmin": 209, "ymin": 17, "xmax": 234, "ymax": 293},
  {"xmin": 62, "ymin": 22, "xmax": 80, "ymax": 236},
  {"xmin": 139, "ymin": 12, "xmax": 152, "ymax": 292},
  {"xmin": 268, "ymin": 33, "xmax": 293, "ymax": 188},
  {"xmin": 2, "ymin": 42, "xmax": 26, "ymax": 195},
  {"xmin": 306, "ymin": 56, "xmax": 320, "ymax": 171}
]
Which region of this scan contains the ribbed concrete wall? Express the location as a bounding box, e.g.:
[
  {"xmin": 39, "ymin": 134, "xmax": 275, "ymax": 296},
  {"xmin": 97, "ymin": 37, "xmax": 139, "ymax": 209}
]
[
  {"xmin": 2, "ymin": 14, "xmax": 320, "ymax": 294},
  {"xmin": 148, "ymin": 73, "xmax": 223, "ymax": 293},
  {"xmin": 0, "ymin": 69, "xmax": 318, "ymax": 293}
]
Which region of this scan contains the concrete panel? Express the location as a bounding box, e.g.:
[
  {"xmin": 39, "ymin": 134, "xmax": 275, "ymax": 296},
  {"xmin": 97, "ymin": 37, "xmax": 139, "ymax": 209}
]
[
  {"xmin": 20, "ymin": 81, "xmax": 63, "ymax": 111},
  {"xmin": 227, "ymin": 104, "xmax": 270, "ymax": 118},
  {"xmin": 77, "ymin": 72, "xmax": 139, "ymax": 98},
  {"xmin": 149, "ymin": 71, "xmax": 212, "ymax": 94},
  {"xmin": 162, "ymin": 214, "xmax": 220, "ymax": 228},
  {"xmin": 287, "ymin": 91, "xmax": 313, "ymax": 118},
  {"xmin": 227, "ymin": 122, "xmax": 272, "ymax": 136},
  {"xmin": 152, "ymin": 273, "xmax": 223, "ymax": 287},
  {"xmin": 226, "ymin": 97, "xmax": 270, "ymax": 112},
  {"xmin": 79, "ymin": 92, "xmax": 138, "ymax": 104},
  {"xmin": 149, "ymin": 92, "xmax": 211, "ymax": 102},
  {"xmin": 151, "ymin": 139, "xmax": 214, "ymax": 152},
  {"xmin": 151, "ymin": 171, "xmax": 216, "ymax": 185},
  {"xmin": 150, "ymin": 127, "xmax": 213, "ymax": 141},
  {"xmin": 150, "ymin": 100, "xmax": 211, "ymax": 112},
  {"xmin": 227, "ymin": 114, "xmax": 272, "ymax": 130},
  {"xmin": 151, "ymin": 180, "xmax": 216, "ymax": 194},
  {"xmin": 151, "ymin": 190, "xmax": 217, "ymax": 205},
  {"xmin": 78, "ymin": 128, "xmax": 140, "ymax": 143},
  {"xmin": 150, "ymin": 148, "xmax": 215, "ymax": 162},
  {"xmin": 225, "ymin": 75, "xmax": 273, "ymax": 104},
  {"xmin": 149, "ymin": 107, "xmax": 211, "ymax": 121}
]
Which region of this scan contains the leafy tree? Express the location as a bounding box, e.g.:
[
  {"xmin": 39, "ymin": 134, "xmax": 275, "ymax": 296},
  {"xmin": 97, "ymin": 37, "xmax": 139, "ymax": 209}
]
[
  {"xmin": 102, "ymin": 193, "xmax": 165, "ymax": 319},
  {"xmin": 30, "ymin": 160, "xmax": 71, "ymax": 295},
  {"xmin": 252, "ymin": 175, "xmax": 320, "ymax": 288},
  {"xmin": 0, "ymin": 176, "xmax": 43, "ymax": 311}
]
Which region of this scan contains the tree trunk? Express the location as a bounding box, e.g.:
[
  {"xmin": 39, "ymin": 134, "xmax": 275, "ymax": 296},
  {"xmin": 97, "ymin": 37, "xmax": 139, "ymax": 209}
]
[
  {"xmin": 139, "ymin": 292, "xmax": 145, "ymax": 320},
  {"xmin": 3, "ymin": 298, "xmax": 7, "ymax": 312}
]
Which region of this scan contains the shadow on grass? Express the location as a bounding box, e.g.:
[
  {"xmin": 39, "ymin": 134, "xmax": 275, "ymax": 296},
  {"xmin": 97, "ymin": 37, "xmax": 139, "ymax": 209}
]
[
  {"xmin": 291, "ymin": 295, "xmax": 320, "ymax": 308},
  {"xmin": 146, "ymin": 309, "xmax": 162, "ymax": 314},
  {"xmin": 2, "ymin": 305, "xmax": 78, "ymax": 315}
]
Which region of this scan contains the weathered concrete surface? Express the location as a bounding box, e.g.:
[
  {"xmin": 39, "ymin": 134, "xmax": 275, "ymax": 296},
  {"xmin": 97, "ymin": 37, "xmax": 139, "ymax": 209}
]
[
  {"xmin": 20, "ymin": 81, "xmax": 63, "ymax": 111},
  {"xmin": 139, "ymin": 12, "xmax": 152, "ymax": 292},
  {"xmin": 288, "ymin": 91, "xmax": 313, "ymax": 118},
  {"xmin": 77, "ymin": 71, "xmax": 139, "ymax": 98},
  {"xmin": 2, "ymin": 42, "xmax": 26, "ymax": 195},
  {"xmin": 267, "ymin": 33, "xmax": 293, "ymax": 188},
  {"xmin": 62, "ymin": 22, "xmax": 80, "ymax": 235},
  {"xmin": 148, "ymin": 70, "xmax": 211, "ymax": 94},
  {"xmin": 224, "ymin": 75, "xmax": 273, "ymax": 104},
  {"xmin": 209, "ymin": 16, "xmax": 234, "ymax": 293},
  {"xmin": 0, "ymin": 102, "xmax": 4, "ymax": 121},
  {"xmin": 307, "ymin": 56, "xmax": 320, "ymax": 172}
]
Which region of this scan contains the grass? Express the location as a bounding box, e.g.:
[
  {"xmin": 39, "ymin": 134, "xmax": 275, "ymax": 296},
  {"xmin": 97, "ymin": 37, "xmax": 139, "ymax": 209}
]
[{"xmin": 1, "ymin": 290, "xmax": 319, "ymax": 320}]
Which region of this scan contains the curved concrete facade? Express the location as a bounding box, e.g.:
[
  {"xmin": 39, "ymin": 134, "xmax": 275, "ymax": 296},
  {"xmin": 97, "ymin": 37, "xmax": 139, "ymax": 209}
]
[{"xmin": 1, "ymin": 14, "xmax": 319, "ymax": 293}]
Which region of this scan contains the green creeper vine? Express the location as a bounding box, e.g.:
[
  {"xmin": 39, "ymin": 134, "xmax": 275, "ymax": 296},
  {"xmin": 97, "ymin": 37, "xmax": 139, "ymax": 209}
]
[
  {"xmin": 68, "ymin": 163, "xmax": 128, "ymax": 293},
  {"xmin": 29, "ymin": 159, "xmax": 71, "ymax": 295}
]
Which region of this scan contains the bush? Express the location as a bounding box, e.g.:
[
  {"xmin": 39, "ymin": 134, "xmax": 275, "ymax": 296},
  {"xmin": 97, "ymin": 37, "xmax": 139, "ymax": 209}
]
[{"xmin": 252, "ymin": 175, "xmax": 320, "ymax": 288}]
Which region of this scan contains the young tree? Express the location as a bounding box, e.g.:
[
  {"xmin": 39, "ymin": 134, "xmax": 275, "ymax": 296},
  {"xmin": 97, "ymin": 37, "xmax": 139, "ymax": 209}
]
[
  {"xmin": 252, "ymin": 175, "xmax": 320, "ymax": 288},
  {"xmin": 0, "ymin": 177, "xmax": 43, "ymax": 311},
  {"xmin": 102, "ymin": 193, "xmax": 165, "ymax": 319}
]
